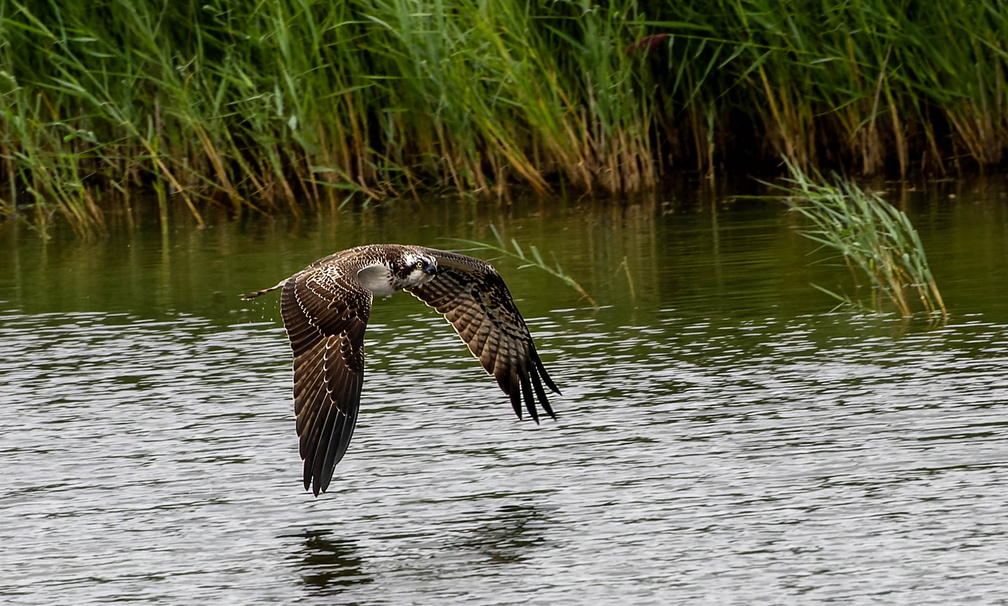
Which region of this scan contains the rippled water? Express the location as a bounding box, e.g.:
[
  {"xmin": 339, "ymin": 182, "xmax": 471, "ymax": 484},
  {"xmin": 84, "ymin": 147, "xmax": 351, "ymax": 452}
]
[{"xmin": 2, "ymin": 184, "xmax": 1008, "ymax": 603}]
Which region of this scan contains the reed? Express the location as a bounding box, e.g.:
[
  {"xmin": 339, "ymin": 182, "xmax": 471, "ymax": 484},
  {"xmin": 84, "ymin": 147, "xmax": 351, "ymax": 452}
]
[
  {"xmin": 1, "ymin": 0, "xmax": 1007, "ymax": 236},
  {"xmin": 780, "ymin": 160, "xmax": 946, "ymax": 318},
  {"xmin": 451, "ymin": 224, "xmax": 598, "ymax": 310}
]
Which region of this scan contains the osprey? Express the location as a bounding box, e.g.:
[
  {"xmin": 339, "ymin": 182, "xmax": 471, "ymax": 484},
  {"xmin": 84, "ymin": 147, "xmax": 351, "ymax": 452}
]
[{"xmin": 242, "ymin": 244, "xmax": 560, "ymax": 496}]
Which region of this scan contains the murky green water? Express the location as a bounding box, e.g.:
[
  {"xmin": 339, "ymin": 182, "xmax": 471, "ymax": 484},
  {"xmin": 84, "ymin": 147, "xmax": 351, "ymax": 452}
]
[{"xmin": 2, "ymin": 180, "xmax": 1008, "ymax": 603}]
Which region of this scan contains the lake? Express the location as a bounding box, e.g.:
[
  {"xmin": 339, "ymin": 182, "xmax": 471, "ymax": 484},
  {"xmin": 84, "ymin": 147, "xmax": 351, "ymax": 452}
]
[{"xmin": 2, "ymin": 178, "xmax": 1008, "ymax": 603}]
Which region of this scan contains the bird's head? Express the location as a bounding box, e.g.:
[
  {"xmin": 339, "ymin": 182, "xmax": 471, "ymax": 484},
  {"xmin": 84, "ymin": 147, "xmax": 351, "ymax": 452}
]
[{"xmin": 397, "ymin": 251, "xmax": 439, "ymax": 288}]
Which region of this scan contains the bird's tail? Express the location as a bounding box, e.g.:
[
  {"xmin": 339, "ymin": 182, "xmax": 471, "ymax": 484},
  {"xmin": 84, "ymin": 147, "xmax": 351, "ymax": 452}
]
[{"xmin": 239, "ymin": 278, "xmax": 287, "ymax": 301}]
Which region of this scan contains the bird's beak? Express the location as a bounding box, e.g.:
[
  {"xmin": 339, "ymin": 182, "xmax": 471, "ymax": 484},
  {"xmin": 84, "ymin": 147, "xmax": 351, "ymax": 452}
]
[{"xmin": 424, "ymin": 263, "xmax": 439, "ymax": 276}]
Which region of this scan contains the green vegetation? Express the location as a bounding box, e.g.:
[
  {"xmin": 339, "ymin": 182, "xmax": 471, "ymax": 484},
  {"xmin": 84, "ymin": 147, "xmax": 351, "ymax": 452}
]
[
  {"xmin": 451, "ymin": 224, "xmax": 599, "ymax": 309},
  {"xmin": 781, "ymin": 161, "xmax": 946, "ymax": 318},
  {"xmin": 2, "ymin": 1, "xmax": 1008, "ymax": 236}
]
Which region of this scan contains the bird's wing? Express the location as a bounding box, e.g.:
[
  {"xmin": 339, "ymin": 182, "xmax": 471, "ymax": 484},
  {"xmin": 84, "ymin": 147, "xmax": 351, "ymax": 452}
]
[
  {"xmin": 280, "ymin": 265, "xmax": 371, "ymax": 496},
  {"xmin": 406, "ymin": 248, "xmax": 559, "ymax": 423}
]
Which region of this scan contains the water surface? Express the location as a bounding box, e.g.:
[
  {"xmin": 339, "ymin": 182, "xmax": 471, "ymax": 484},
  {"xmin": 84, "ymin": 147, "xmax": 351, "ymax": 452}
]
[{"xmin": 2, "ymin": 181, "xmax": 1008, "ymax": 603}]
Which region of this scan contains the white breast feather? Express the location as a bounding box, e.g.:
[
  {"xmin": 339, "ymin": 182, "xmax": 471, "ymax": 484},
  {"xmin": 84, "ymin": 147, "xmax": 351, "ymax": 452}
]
[{"xmin": 356, "ymin": 263, "xmax": 396, "ymax": 296}]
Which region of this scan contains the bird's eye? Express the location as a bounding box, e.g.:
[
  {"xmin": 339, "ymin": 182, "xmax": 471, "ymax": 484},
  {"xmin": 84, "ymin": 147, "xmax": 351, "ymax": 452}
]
[{"xmin": 415, "ymin": 260, "xmax": 426, "ymax": 269}]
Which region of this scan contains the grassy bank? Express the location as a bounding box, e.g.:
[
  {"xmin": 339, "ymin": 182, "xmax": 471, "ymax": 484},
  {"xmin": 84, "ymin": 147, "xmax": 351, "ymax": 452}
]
[{"xmin": 2, "ymin": 0, "xmax": 1007, "ymax": 235}]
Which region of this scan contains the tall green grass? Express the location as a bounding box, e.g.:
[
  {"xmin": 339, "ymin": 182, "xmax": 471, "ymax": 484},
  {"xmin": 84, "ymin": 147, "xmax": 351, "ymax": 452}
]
[
  {"xmin": 781, "ymin": 161, "xmax": 946, "ymax": 318},
  {"xmin": 2, "ymin": 1, "xmax": 1007, "ymax": 236}
]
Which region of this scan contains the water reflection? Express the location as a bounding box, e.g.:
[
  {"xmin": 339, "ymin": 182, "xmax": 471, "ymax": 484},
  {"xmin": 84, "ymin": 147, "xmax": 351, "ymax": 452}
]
[
  {"xmin": 453, "ymin": 502, "xmax": 549, "ymax": 565},
  {"xmin": 3, "ymin": 178, "xmax": 1008, "ymax": 322},
  {"xmin": 290, "ymin": 530, "xmax": 372, "ymax": 595}
]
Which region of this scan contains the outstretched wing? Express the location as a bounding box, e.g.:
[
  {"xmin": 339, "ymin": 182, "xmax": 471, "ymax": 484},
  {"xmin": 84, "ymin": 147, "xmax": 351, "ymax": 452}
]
[
  {"xmin": 406, "ymin": 248, "xmax": 560, "ymax": 422},
  {"xmin": 280, "ymin": 263, "xmax": 371, "ymax": 496}
]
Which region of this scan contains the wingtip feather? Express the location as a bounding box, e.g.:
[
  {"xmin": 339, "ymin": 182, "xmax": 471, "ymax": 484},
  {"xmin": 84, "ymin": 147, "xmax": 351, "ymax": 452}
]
[{"xmin": 519, "ymin": 370, "xmax": 539, "ymax": 424}]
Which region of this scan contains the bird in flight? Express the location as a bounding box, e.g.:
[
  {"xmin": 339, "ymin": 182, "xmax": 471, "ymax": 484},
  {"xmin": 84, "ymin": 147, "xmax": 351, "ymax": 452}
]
[{"xmin": 241, "ymin": 244, "xmax": 560, "ymax": 496}]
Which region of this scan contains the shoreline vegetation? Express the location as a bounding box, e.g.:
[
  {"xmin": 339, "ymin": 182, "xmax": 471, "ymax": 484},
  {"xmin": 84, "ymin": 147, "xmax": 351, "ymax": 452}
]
[
  {"xmin": 779, "ymin": 161, "xmax": 946, "ymax": 319},
  {"xmin": 1, "ymin": 1, "xmax": 1006, "ymax": 236}
]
